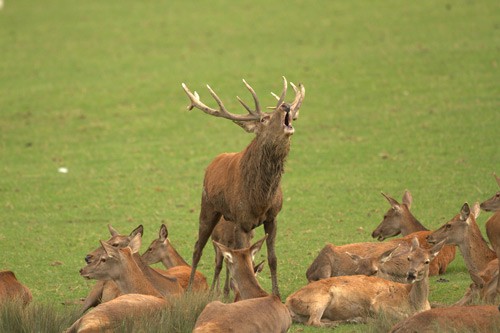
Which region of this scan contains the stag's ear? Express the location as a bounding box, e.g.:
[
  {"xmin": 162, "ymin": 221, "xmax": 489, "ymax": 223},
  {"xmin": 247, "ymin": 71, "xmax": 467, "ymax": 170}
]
[
  {"xmin": 159, "ymin": 224, "xmax": 168, "ymax": 242},
  {"xmin": 471, "ymin": 202, "xmax": 481, "ymax": 219},
  {"xmin": 213, "ymin": 240, "xmax": 233, "ymax": 264},
  {"xmin": 233, "ymin": 120, "xmax": 259, "ymax": 133},
  {"xmin": 460, "ymin": 203, "xmax": 471, "ymax": 222},
  {"xmin": 402, "ymin": 190, "xmax": 412, "ymax": 210},
  {"xmin": 250, "ymin": 235, "xmax": 268, "ymax": 260},
  {"xmin": 108, "ymin": 224, "xmax": 120, "ymax": 237},
  {"xmin": 130, "ymin": 225, "xmax": 144, "ymax": 237},
  {"xmin": 128, "ymin": 233, "xmax": 142, "ymax": 254},
  {"xmin": 100, "ymin": 240, "xmax": 118, "ymax": 258}
]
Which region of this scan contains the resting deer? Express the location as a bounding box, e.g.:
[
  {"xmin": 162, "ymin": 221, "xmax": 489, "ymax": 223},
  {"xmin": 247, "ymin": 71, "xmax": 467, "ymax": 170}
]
[
  {"xmin": 193, "ymin": 235, "xmax": 291, "ymax": 332},
  {"xmin": 182, "ymin": 77, "xmax": 305, "ymax": 297},
  {"xmin": 141, "ymin": 224, "xmax": 208, "ymax": 292},
  {"xmin": 80, "ymin": 224, "xmax": 182, "ymax": 314},
  {"xmin": 67, "ymin": 234, "xmax": 168, "ymax": 333},
  {"xmin": 390, "ymin": 304, "xmax": 500, "ymax": 333},
  {"xmin": 286, "ymin": 237, "xmax": 445, "ymax": 327},
  {"xmin": 0, "ymin": 270, "xmax": 32, "ymax": 307},
  {"xmin": 427, "ymin": 203, "xmax": 497, "ymax": 288},
  {"xmin": 371, "ymin": 191, "xmax": 456, "ymax": 275},
  {"xmin": 480, "ymin": 173, "xmax": 500, "ymax": 302}
]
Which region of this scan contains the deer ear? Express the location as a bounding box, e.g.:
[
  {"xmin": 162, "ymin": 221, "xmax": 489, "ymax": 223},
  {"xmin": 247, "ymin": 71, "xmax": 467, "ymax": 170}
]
[
  {"xmin": 345, "ymin": 252, "xmax": 362, "ymax": 262},
  {"xmin": 410, "ymin": 237, "xmax": 420, "ymax": 252},
  {"xmin": 402, "ymin": 190, "xmax": 412, "ymax": 210},
  {"xmin": 108, "ymin": 224, "xmax": 120, "ymax": 237},
  {"xmin": 379, "ymin": 245, "xmax": 400, "ymax": 264},
  {"xmin": 471, "ymin": 202, "xmax": 480, "ymax": 219},
  {"xmin": 100, "ymin": 240, "xmax": 117, "ymax": 257},
  {"xmin": 130, "ymin": 225, "xmax": 144, "ymax": 237},
  {"xmin": 159, "ymin": 224, "xmax": 168, "ymax": 242},
  {"xmin": 460, "ymin": 203, "xmax": 471, "ymax": 222},
  {"xmin": 213, "ymin": 240, "xmax": 233, "ymax": 263},
  {"xmin": 233, "ymin": 120, "xmax": 259, "ymax": 133},
  {"xmin": 250, "ymin": 235, "xmax": 268, "ymax": 259},
  {"xmin": 254, "ymin": 261, "xmax": 265, "ymax": 275},
  {"xmin": 430, "ymin": 239, "xmax": 446, "ymax": 259},
  {"xmin": 128, "ymin": 233, "xmax": 142, "ymax": 254},
  {"xmin": 381, "ymin": 192, "xmax": 400, "ymax": 209}
]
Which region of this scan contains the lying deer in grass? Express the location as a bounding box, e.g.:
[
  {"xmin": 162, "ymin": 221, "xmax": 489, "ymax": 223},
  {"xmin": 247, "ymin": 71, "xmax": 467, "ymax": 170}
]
[
  {"xmin": 182, "ymin": 77, "xmax": 305, "ymax": 297},
  {"xmin": 371, "ymin": 191, "xmax": 456, "ymax": 275},
  {"xmin": 141, "ymin": 224, "xmax": 208, "ymax": 292},
  {"xmin": 427, "ymin": 203, "xmax": 497, "ymax": 288},
  {"xmin": 193, "ymin": 235, "xmax": 292, "ymax": 333},
  {"xmin": 0, "ymin": 270, "xmax": 32, "ymax": 307},
  {"xmin": 80, "ymin": 224, "xmax": 182, "ymax": 314},
  {"xmin": 389, "ymin": 304, "xmax": 500, "ymax": 333},
  {"xmin": 480, "ymin": 173, "xmax": 500, "ymax": 302},
  {"xmin": 67, "ymin": 233, "xmax": 168, "ymax": 333},
  {"xmin": 286, "ymin": 237, "xmax": 445, "ymax": 328}
]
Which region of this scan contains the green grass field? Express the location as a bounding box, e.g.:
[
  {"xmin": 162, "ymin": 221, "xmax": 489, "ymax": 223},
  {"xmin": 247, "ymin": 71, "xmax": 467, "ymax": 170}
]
[{"xmin": 1, "ymin": 0, "xmax": 499, "ymax": 332}]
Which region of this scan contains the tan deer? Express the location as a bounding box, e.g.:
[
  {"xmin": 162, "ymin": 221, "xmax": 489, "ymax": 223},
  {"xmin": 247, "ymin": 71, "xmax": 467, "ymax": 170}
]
[
  {"xmin": 286, "ymin": 237, "xmax": 446, "ymax": 327},
  {"xmin": 67, "ymin": 233, "xmax": 168, "ymax": 333},
  {"xmin": 80, "ymin": 224, "xmax": 182, "ymax": 314},
  {"xmin": 193, "ymin": 235, "xmax": 292, "ymax": 333},
  {"xmin": 0, "ymin": 270, "xmax": 32, "ymax": 306},
  {"xmin": 389, "ymin": 304, "xmax": 500, "ymax": 333},
  {"xmin": 427, "ymin": 203, "xmax": 497, "ymax": 288},
  {"xmin": 141, "ymin": 224, "xmax": 208, "ymax": 292},
  {"xmin": 182, "ymin": 77, "xmax": 305, "ymax": 297},
  {"xmin": 371, "ymin": 191, "xmax": 456, "ymax": 275},
  {"xmin": 480, "ymin": 173, "xmax": 500, "ymax": 302},
  {"xmin": 454, "ymin": 258, "xmax": 499, "ymax": 306}
]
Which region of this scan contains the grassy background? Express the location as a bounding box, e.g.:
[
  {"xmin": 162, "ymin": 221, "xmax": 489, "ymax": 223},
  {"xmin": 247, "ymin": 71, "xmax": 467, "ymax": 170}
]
[{"xmin": 1, "ymin": 0, "xmax": 499, "ymax": 332}]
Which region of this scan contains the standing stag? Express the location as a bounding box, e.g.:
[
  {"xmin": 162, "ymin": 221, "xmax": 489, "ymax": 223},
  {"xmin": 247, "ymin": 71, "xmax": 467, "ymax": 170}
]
[{"xmin": 182, "ymin": 77, "xmax": 305, "ymax": 297}]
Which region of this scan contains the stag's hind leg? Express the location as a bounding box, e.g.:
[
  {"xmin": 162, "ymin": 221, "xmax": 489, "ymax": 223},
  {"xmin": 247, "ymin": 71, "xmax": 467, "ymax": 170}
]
[
  {"xmin": 264, "ymin": 219, "xmax": 280, "ymax": 298},
  {"xmin": 189, "ymin": 206, "xmax": 221, "ymax": 290}
]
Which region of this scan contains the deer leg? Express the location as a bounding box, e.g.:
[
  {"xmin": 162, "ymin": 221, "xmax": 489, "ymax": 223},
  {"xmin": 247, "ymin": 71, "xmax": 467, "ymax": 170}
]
[
  {"xmin": 80, "ymin": 280, "xmax": 105, "ymax": 314},
  {"xmin": 264, "ymin": 219, "xmax": 280, "ymax": 298},
  {"xmin": 189, "ymin": 208, "xmax": 221, "ymax": 290},
  {"xmin": 210, "ymin": 243, "xmax": 224, "ymax": 293},
  {"xmin": 223, "ymin": 266, "xmax": 231, "ymax": 297}
]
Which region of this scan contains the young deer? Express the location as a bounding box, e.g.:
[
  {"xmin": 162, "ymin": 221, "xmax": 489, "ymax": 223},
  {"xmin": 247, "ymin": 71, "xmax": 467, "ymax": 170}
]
[
  {"xmin": 182, "ymin": 77, "xmax": 305, "ymax": 297},
  {"xmin": 389, "ymin": 304, "xmax": 500, "ymax": 333},
  {"xmin": 0, "ymin": 270, "xmax": 32, "ymax": 307},
  {"xmin": 427, "ymin": 203, "xmax": 497, "ymax": 288},
  {"xmin": 193, "ymin": 235, "xmax": 292, "ymax": 333},
  {"xmin": 371, "ymin": 191, "xmax": 456, "ymax": 275},
  {"xmin": 480, "ymin": 173, "xmax": 500, "ymax": 302},
  {"xmin": 80, "ymin": 224, "xmax": 182, "ymax": 314},
  {"xmin": 67, "ymin": 234, "xmax": 168, "ymax": 333},
  {"xmin": 286, "ymin": 237, "xmax": 445, "ymax": 327}
]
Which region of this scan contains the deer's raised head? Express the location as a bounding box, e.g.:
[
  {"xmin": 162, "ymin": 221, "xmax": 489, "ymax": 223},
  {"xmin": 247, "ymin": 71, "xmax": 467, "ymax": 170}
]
[
  {"xmin": 372, "ymin": 191, "xmax": 413, "ymax": 241},
  {"xmin": 80, "ymin": 233, "xmax": 142, "ymax": 281},
  {"xmin": 405, "ymin": 237, "xmax": 445, "ymax": 284},
  {"xmin": 480, "ymin": 173, "xmax": 500, "ymax": 212},
  {"xmin": 142, "ymin": 224, "xmax": 169, "ymax": 264},
  {"xmin": 427, "ymin": 203, "xmax": 480, "ymax": 246},
  {"xmin": 182, "ymin": 77, "xmax": 305, "ymax": 136},
  {"xmin": 85, "ymin": 224, "xmax": 143, "ymax": 265}
]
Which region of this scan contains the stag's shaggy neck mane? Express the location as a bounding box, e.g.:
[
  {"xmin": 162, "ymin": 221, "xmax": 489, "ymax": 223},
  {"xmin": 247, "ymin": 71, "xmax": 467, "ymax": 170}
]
[{"xmin": 241, "ymin": 136, "xmax": 290, "ymax": 204}]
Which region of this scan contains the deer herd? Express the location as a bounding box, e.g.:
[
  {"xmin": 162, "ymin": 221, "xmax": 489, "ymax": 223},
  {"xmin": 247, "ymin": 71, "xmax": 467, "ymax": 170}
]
[{"xmin": 1, "ymin": 78, "xmax": 499, "ymax": 332}]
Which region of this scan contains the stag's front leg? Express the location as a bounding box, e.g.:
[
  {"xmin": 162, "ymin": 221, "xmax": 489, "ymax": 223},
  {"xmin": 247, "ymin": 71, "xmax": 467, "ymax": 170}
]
[{"xmin": 264, "ymin": 219, "xmax": 280, "ymax": 298}]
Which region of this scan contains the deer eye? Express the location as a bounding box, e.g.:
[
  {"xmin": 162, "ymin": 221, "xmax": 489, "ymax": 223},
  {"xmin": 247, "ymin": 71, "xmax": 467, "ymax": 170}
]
[
  {"xmin": 425, "ymin": 260, "xmax": 430, "ymax": 264},
  {"xmin": 445, "ymin": 224, "xmax": 451, "ymax": 229},
  {"xmin": 112, "ymin": 243, "xmax": 119, "ymax": 247},
  {"xmin": 407, "ymin": 257, "xmax": 411, "ymax": 261},
  {"xmin": 100, "ymin": 258, "xmax": 106, "ymax": 263}
]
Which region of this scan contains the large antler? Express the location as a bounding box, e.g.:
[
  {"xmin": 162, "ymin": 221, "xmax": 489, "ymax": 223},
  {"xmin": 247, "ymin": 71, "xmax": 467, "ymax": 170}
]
[
  {"xmin": 181, "ymin": 80, "xmax": 263, "ymax": 122},
  {"xmin": 271, "ymin": 77, "xmax": 305, "ymax": 120}
]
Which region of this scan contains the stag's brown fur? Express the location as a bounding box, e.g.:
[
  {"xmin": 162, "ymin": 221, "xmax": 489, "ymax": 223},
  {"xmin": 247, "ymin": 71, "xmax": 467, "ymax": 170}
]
[
  {"xmin": 371, "ymin": 191, "xmax": 456, "ymax": 275},
  {"xmin": 0, "ymin": 270, "xmax": 32, "ymax": 306}
]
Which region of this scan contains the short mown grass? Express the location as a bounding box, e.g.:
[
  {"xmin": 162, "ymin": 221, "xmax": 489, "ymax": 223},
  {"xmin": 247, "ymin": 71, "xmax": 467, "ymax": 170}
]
[{"xmin": 1, "ymin": 0, "xmax": 499, "ymax": 332}]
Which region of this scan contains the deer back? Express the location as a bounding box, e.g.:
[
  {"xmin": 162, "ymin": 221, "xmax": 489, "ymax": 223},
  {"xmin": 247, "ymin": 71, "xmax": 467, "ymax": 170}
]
[{"xmin": 0, "ymin": 270, "xmax": 32, "ymax": 306}]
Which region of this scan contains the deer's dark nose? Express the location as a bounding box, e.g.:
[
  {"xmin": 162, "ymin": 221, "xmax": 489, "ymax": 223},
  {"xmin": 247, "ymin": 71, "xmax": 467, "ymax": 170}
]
[{"xmin": 407, "ymin": 271, "xmax": 417, "ymax": 282}]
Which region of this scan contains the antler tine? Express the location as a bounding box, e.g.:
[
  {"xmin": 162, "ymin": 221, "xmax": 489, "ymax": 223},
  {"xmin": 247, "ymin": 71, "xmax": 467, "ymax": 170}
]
[
  {"xmin": 236, "ymin": 79, "xmax": 261, "ymax": 117},
  {"xmin": 289, "ymin": 82, "xmax": 306, "ymax": 120},
  {"xmin": 275, "ymin": 76, "xmax": 288, "ymax": 108},
  {"xmin": 181, "ymin": 82, "xmax": 260, "ymax": 122}
]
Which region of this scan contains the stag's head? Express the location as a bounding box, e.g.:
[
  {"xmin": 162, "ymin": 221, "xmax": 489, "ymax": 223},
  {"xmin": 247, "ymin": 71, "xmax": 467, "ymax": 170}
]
[
  {"xmin": 182, "ymin": 77, "xmax": 305, "ymax": 138},
  {"xmin": 480, "ymin": 173, "xmax": 500, "ymax": 212}
]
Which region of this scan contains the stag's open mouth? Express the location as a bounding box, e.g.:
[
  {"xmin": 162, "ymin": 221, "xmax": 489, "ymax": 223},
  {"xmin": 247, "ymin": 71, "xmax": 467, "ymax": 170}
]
[{"xmin": 283, "ymin": 109, "xmax": 294, "ymax": 134}]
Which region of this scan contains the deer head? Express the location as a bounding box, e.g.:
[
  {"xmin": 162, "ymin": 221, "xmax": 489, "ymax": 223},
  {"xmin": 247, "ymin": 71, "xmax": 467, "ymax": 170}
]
[
  {"xmin": 480, "ymin": 173, "xmax": 500, "ymax": 212},
  {"xmin": 182, "ymin": 77, "xmax": 305, "ymax": 135},
  {"xmin": 372, "ymin": 191, "xmax": 413, "ymax": 240},
  {"xmin": 427, "ymin": 203, "xmax": 480, "ymax": 246}
]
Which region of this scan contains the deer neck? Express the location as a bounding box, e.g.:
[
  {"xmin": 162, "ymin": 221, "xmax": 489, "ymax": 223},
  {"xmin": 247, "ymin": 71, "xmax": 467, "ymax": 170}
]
[
  {"xmin": 232, "ymin": 263, "xmax": 268, "ymax": 300},
  {"xmin": 114, "ymin": 253, "xmax": 162, "ymax": 297},
  {"xmin": 161, "ymin": 245, "xmax": 189, "ymax": 268},
  {"xmin": 401, "ymin": 213, "xmax": 428, "ymax": 235},
  {"xmin": 459, "ymin": 225, "xmax": 497, "ymax": 273},
  {"xmin": 408, "ymin": 271, "xmax": 430, "ymax": 312},
  {"xmin": 240, "ymin": 137, "xmax": 290, "ymax": 203}
]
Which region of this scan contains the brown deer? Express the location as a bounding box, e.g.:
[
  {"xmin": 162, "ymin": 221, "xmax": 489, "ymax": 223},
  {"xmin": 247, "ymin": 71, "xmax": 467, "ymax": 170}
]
[
  {"xmin": 67, "ymin": 233, "xmax": 168, "ymax": 333},
  {"xmin": 0, "ymin": 270, "xmax": 32, "ymax": 307},
  {"xmin": 480, "ymin": 173, "xmax": 500, "ymax": 302},
  {"xmin": 80, "ymin": 224, "xmax": 182, "ymax": 314},
  {"xmin": 286, "ymin": 237, "xmax": 446, "ymax": 327},
  {"xmin": 182, "ymin": 77, "xmax": 305, "ymax": 297},
  {"xmin": 454, "ymin": 258, "xmax": 499, "ymax": 306},
  {"xmin": 389, "ymin": 304, "xmax": 500, "ymax": 333},
  {"xmin": 141, "ymin": 224, "xmax": 208, "ymax": 292},
  {"xmin": 427, "ymin": 203, "xmax": 497, "ymax": 288},
  {"xmin": 371, "ymin": 191, "xmax": 456, "ymax": 275},
  {"xmin": 193, "ymin": 235, "xmax": 292, "ymax": 332}
]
